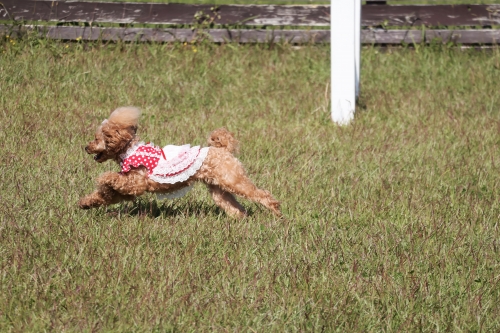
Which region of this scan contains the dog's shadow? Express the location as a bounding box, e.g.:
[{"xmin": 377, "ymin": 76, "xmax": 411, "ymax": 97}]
[{"xmin": 105, "ymin": 198, "xmax": 255, "ymax": 219}]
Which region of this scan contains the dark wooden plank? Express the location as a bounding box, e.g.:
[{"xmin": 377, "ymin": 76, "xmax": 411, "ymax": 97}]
[
  {"xmin": 363, "ymin": 29, "xmax": 500, "ymax": 44},
  {"xmin": 1, "ymin": 1, "xmax": 499, "ymax": 27},
  {"xmin": 1, "ymin": 25, "xmax": 498, "ymax": 45},
  {"xmin": 362, "ymin": 4, "xmax": 500, "ymax": 27},
  {"xmin": 0, "ymin": 0, "xmax": 330, "ymax": 26},
  {"xmin": 0, "ymin": 25, "xmax": 330, "ymax": 43},
  {"xmin": 426, "ymin": 30, "xmax": 500, "ymax": 44},
  {"xmin": 362, "ymin": 29, "xmax": 422, "ymax": 44}
]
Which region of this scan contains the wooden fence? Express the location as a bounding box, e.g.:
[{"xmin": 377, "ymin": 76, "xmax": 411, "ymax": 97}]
[{"xmin": 1, "ymin": 0, "xmax": 499, "ymax": 44}]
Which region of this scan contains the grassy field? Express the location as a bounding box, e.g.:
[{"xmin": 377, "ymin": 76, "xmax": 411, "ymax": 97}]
[{"xmin": 1, "ymin": 34, "xmax": 500, "ymax": 331}]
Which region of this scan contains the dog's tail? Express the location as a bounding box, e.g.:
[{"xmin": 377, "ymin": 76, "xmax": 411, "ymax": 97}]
[{"xmin": 207, "ymin": 128, "xmax": 239, "ymax": 154}]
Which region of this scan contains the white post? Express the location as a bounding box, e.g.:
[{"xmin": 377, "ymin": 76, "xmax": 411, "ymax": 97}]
[
  {"xmin": 355, "ymin": 0, "xmax": 361, "ymax": 99},
  {"xmin": 331, "ymin": 0, "xmax": 361, "ymax": 125}
]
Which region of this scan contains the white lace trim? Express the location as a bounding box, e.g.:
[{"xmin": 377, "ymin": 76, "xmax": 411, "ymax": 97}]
[
  {"xmin": 156, "ymin": 185, "xmax": 194, "ymax": 200},
  {"xmin": 119, "ymin": 141, "xmax": 154, "ymax": 161},
  {"xmin": 153, "ymin": 145, "xmax": 201, "ymax": 177},
  {"xmin": 149, "ymin": 147, "xmax": 209, "ymax": 184}
]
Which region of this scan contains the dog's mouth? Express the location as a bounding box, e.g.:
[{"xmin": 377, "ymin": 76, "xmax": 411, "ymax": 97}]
[{"xmin": 94, "ymin": 152, "xmax": 105, "ymax": 162}]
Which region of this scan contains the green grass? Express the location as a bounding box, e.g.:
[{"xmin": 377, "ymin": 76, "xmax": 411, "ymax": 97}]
[{"xmin": 1, "ymin": 36, "xmax": 500, "ymax": 331}]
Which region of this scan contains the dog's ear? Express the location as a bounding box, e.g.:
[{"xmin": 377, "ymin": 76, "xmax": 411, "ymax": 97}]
[
  {"xmin": 101, "ymin": 122, "xmax": 135, "ymax": 155},
  {"xmin": 108, "ymin": 107, "xmax": 141, "ymax": 127}
]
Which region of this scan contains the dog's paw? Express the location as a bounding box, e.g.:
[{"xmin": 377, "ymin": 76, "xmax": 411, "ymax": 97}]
[
  {"xmin": 269, "ymin": 201, "xmax": 282, "ymax": 218},
  {"xmin": 78, "ymin": 202, "xmax": 91, "ymax": 210},
  {"xmin": 78, "ymin": 197, "xmax": 96, "ymax": 209}
]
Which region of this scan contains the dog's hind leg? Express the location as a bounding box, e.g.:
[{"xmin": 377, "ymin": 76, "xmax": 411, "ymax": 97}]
[
  {"xmin": 219, "ymin": 176, "xmax": 282, "ymax": 218},
  {"xmin": 207, "ymin": 184, "xmax": 247, "ymax": 219},
  {"xmin": 194, "ymin": 149, "xmax": 282, "ymax": 217}
]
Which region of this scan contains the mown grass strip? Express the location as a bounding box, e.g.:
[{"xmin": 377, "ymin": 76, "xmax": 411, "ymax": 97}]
[{"xmin": 0, "ymin": 36, "xmax": 499, "ymax": 331}]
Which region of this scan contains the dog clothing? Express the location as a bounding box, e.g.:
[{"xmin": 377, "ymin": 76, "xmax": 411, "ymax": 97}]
[{"xmin": 120, "ymin": 142, "xmax": 209, "ymax": 199}]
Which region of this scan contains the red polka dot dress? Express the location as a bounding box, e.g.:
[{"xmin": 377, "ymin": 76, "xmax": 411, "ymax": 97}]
[
  {"xmin": 120, "ymin": 142, "xmax": 209, "ymax": 194},
  {"xmin": 121, "ymin": 144, "xmax": 162, "ymax": 175}
]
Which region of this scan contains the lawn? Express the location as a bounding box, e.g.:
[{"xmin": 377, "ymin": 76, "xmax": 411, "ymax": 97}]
[{"xmin": 1, "ymin": 35, "xmax": 499, "ymax": 331}]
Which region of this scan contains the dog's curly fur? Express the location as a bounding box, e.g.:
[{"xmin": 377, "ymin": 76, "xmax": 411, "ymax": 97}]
[{"xmin": 78, "ymin": 107, "xmax": 282, "ymax": 218}]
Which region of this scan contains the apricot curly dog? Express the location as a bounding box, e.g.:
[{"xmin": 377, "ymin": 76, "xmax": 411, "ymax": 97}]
[{"xmin": 78, "ymin": 107, "xmax": 282, "ymax": 218}]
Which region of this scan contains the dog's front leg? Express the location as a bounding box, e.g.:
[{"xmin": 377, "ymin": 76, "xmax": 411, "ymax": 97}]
[
  {"xmin": 78, "ymin": 185, "xmax": 134, "ymax": 209},
  {"xmin": 98, "ymin": 169, "xmax": 149, "ymax": 197},
  {"xmin": 78, "ymin": 169, "xmax": 148, "ymax": 209}
]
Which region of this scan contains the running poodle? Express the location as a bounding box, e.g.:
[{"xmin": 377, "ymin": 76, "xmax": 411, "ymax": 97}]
[{"xmin": 78, "ymin": 107, "xmax": 282, "ymax": 218}]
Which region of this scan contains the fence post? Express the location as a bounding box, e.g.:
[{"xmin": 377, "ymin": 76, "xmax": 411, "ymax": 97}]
[{"xmin": 331, "ymin": 0, "xmax": 361, "ymax": 125}]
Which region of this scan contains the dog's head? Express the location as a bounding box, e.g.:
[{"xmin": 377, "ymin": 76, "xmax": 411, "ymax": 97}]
[
  {"xmin": 85, "ymin": 107, "xmax": 141, "ymax": 163},
  {"xmin": 207, "ymin": 128, "xmax": 239, "ymax": 154}
]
